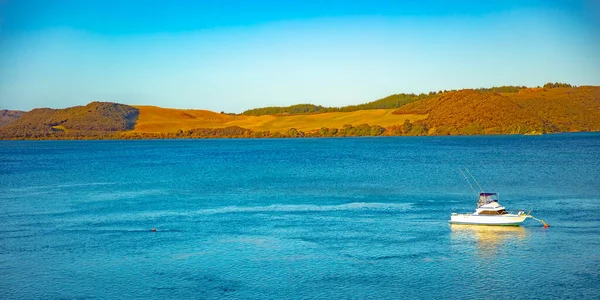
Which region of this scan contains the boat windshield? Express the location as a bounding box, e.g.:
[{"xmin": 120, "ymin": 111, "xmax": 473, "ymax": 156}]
[{"xmin": 478, "ymin": 193, "xmax": 498, "ymax": 207}]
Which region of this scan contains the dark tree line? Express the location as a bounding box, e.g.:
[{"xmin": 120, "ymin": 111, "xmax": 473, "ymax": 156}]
[
  {"xmin": 242, "ymin": 104, "xmax": 328, "ymax": 116},
  {"xmin": 241, "ymin": 93, "xmax": 429, "ymax": 116},
  {"xmin": 543, "ymin": 82, "xmax": 573, "ymax": 88}
]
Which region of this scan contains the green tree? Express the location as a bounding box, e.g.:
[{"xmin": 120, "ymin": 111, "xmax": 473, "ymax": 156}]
[
  {"xmin": 341, "ymin": 124, "xmax": 357, "ymax": 136},
  {"xmin": 410, "ymin": 123, "xmax": 428, "ymax": 136},
  {"xmin": 370, "ymin": 125, "xmax": 385, "ymax": 136},
  {"xmin": 402, "ymin": 119, "xmax": 413, "ymax": 134},
  {"xmin": 285, "ymin": 128, "xmax": 301, "ymax": 138},
  {"xmin": 356, "ymin": 124, "xmax": 371, "ymax": 136},
  {"xmin": 319, "ymin": 127, "xmax": 329, "ymax": 136}
]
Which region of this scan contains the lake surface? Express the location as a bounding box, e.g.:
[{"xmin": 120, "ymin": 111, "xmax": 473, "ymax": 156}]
[{"xmin": 1, "ymin": 134, "xmax": 599, "ymax": 299}]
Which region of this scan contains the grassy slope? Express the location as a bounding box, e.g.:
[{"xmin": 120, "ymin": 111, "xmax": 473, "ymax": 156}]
[
  {"xmin": 132, "ymin": 106, "xmax": 238, "ymax": 132},
  {"xmin": 133, "ymin": 106, "xmax": 427, "ymax": 133}
]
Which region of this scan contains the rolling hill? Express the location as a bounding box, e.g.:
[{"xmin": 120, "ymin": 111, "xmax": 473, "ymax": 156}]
[
  {"xmin": 393, "ymin": 86, "xmax": 600, "ymax": 135},
  {"xmin": 0, "ymin": 102, "xmax": 139, "ymax": 139},
  {"xmin": 1, "ymin": 84, "xmax": 599, "ymax": 139}
]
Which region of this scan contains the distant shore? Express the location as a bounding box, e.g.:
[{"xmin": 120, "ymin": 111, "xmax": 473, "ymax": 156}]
[{"xmin": 2, "ymin": 85, "xmax": 599, "ymax": 140}]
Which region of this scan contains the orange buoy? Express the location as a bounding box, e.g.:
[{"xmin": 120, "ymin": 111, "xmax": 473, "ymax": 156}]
[{"xmin": 529, "ymin": 214, "xmax": 549, "ymax": 228}]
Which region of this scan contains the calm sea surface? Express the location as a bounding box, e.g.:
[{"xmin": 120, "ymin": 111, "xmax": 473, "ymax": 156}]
[{"xmin": 1, "ymin": 134, "xmax": 599, "ymax": 299}]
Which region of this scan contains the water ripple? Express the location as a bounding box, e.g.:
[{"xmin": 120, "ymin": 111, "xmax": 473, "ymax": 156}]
[{"xmin": 195, "ymin": 202, "xmax": 413, "ymax": 215}]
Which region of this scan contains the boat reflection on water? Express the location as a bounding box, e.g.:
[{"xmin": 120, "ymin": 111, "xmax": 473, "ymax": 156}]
[{"xmin": 450, "ymin": 224, "xmax": 527, "ymax": 256}]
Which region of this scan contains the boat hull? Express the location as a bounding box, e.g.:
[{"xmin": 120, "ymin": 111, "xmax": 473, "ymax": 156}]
[{"xmin": 449, "ymin": 214, "xmax": 527, "ymax": 226}]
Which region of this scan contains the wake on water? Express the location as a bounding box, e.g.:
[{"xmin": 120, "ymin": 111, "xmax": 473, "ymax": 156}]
[
  {"xmin": 119, "ymin": 202, "xmax": 415, "ymax": 221},
  {"xmin": 196, "ymin": 202, "xmax": 413, "ymax": 215}
]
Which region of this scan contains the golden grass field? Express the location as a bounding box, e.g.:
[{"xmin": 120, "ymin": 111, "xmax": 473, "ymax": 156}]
[{"xmin": 133, "ymin": 106, "xmax": 428, "ymax": 133}]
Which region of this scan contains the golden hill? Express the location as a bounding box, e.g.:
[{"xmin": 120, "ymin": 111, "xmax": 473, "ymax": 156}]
[
  {"xmin": 132, "ymin": 106, "xmax": 427, "ymax": 134},
  {"xmin": 132, "ymin": 106, "xmax": 238, "ymax": 133},
  {"xmin": 393, "ymin": 86, "xmax": 600, "ymax": 135}
]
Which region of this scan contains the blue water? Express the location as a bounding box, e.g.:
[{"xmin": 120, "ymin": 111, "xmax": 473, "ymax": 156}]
[{"xmin": 1, "ymin": 134, "xmax": 599, "ymax": 299}]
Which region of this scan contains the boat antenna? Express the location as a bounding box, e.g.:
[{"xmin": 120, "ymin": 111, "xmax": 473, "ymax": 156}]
[
  {"xmin": 458, "ymin": 167, "xmax": 478, "ymax": 195},
  {"xmin": 465, "ymin": 167, "xmax": 484, "ymax": 192}
]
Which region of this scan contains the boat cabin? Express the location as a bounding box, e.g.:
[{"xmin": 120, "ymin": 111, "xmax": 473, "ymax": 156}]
[{"xmin": 477, "ymin": 192, "xmax": 498, "ymax": 208}]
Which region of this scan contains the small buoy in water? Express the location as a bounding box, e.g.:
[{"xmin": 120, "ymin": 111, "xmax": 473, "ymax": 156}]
[
  {"xmin": 529, "ymin": 214, "xmax": 549, "ymax": 228},
  {"xmin": 152, "ymin": 228, "xmax": 157, "ymax": 232}
]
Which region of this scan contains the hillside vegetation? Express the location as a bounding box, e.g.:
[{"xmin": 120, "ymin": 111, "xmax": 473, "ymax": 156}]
[
  {"xmin": 393, "ymin": 86, "xmax": 600, "ymax": 135},
  {"xmin": 241, "ymin": 93, "xmax": 431, "ymax": 116},
  {"xmin": 0, "ymin": 102, "xmax": 139, "ymax": 139},
  {"xmin": 0, "ymin": 110, "xmax": 25, "ymax": 127}
]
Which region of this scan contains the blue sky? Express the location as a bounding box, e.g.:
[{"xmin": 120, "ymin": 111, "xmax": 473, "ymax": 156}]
[{"xmin": 0, "ymin": 0, "xmax": 599, "ymax": 112}]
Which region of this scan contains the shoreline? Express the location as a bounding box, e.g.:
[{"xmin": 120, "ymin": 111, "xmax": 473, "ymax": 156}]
[{"xmin": 1, "ymin": 131, "xmax": 595, "ymax": 142}]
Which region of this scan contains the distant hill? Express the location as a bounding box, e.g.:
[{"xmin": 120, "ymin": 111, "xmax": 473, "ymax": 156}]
[
  {"xmin": 0, "ymin": 102, "xmax": 139, "ymax": 139},
  {"xmin": 0, "ymin": 110, "xmax": 25, "ymax": 127},
  {"xmin": 1, "ymin": 84, "xmax": 599, "ymax": 140},
  {"xmin": 392, "ymin": 86, "xmax": 600, "ymax": 134}
]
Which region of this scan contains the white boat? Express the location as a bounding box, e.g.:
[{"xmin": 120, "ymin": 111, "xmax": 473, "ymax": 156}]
[
  {"xmin": 450, "ymin": 192, "xmax": 528, "ymax": 226},
  {"xmin": 450, "ymin": 167, "xmax": 549, "ymax": 227}
]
